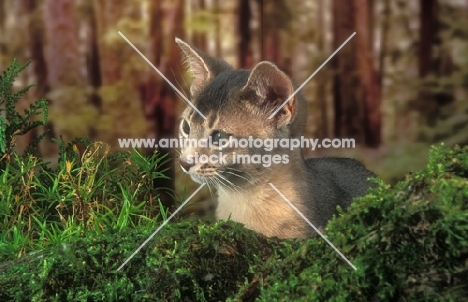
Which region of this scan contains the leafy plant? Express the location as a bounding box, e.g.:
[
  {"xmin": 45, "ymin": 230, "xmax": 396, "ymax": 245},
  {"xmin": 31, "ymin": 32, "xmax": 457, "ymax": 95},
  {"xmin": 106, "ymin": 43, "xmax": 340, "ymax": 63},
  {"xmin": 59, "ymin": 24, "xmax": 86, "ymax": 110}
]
[
  {"xmin": 0, "ymin": 59, "xmax": 48, "ymax": 162},
  {"xmin": 1, "ymin": 144, "xmax": 466, "ymax": 301},
  {"xmin": 0, "ymin": 60, "xmax": 175, "ymax": 262}
]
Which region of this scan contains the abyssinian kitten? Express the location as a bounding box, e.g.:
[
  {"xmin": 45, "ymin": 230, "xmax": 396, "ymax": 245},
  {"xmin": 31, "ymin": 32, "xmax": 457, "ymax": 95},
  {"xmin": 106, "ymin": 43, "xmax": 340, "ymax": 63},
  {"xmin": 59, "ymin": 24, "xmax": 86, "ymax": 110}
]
[{"xmin": 176, "ymin": 38, "xmax": 375, "ymax": 239}]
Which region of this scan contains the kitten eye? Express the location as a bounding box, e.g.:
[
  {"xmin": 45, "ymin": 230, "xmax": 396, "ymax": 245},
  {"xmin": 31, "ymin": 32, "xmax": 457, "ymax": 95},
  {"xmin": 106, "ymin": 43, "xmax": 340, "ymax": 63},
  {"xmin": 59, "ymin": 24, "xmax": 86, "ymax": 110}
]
[
  {"xmin": 181, "ymin": 119, "xmax": 190, "ymax": 135},
  {"xmin": 211, "ymin": 130, "xmax": 231, "ymax": 146}
]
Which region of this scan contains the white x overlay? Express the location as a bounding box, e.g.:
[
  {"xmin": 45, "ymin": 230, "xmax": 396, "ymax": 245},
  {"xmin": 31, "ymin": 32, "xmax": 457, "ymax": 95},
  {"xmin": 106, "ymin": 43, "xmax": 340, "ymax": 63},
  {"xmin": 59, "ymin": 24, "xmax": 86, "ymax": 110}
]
[
  {"xmin": 268, "ymin": 32, "xmax": 356, "ymax": 119},
  {"xmin": 117, "ymin": 183, "xmax": 205, "ymax": 271},
  {"xmin": 269, "ymin": 183, "xmax": 357, "ymax": 270},
  {"xmin": 118, "ymin": 31, "xmax": 207, "ymax": 119},
  {"xmin": 117, "ymin": 31, "xmax": 357, "ymax": 271}
]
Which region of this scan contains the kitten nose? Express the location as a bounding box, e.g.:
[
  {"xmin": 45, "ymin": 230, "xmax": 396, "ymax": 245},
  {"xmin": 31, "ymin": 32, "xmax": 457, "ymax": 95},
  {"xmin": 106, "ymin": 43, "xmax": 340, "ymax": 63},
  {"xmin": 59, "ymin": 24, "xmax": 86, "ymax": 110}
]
[{"xmin": 180, "ymin": 159, "xmax": 195, "ymax": 172}]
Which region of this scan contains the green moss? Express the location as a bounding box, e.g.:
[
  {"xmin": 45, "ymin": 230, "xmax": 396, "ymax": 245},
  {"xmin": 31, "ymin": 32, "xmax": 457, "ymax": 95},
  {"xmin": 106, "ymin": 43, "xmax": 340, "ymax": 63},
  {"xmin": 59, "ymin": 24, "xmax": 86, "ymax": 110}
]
[
  {"xmin": 255, "ymin": 144, "xmax": 468, "ymax": 301},
  {"xmin": 1, "ymin": 144, "xmax": 467, "ymax": 301},
  {"xmin": 0, "ymin": 220, "xmax": 294, "ymax": 301}
]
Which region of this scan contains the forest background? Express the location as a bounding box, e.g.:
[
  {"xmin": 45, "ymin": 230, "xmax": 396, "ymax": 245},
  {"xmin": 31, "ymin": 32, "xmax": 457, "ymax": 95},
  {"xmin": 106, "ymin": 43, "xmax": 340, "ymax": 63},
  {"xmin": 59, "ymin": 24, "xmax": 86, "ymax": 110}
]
[{"xmin": 1, "ymin": 0, "xmax": 467, "ymax": 213}]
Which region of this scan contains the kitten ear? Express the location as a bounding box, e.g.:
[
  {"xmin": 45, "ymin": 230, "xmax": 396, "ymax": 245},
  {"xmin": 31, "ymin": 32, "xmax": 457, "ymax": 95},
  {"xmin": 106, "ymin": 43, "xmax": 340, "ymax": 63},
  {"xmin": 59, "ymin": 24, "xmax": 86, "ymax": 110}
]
[
  {"xmin": 242, "ymin": 61, "xmax": 295, "ymax": 124},
  {"xmin": 175, "ymin": 38, "xmax": 210, "ymax": 96},
  {"xmin": 175, "ymin": 38, "xmax": 232, "ymax": 96}
]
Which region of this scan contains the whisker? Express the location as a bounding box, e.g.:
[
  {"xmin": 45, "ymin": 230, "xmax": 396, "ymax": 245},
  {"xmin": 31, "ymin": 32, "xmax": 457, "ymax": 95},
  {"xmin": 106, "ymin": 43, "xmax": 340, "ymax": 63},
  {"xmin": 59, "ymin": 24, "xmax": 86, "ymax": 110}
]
[
  {"xmin": 205, "ymin": 178, "xmax": 216, "ymax": 201},
  {"xmin": 222, "ymin": 171, "xmax": 253, "ymax": 185},
  {"xmin": 222, "ymin": 167, "xmax": 256, "ymax": 186},
  {"xmin": 215, "ymin": 172, "xmax": 248, "ymax": 201}
]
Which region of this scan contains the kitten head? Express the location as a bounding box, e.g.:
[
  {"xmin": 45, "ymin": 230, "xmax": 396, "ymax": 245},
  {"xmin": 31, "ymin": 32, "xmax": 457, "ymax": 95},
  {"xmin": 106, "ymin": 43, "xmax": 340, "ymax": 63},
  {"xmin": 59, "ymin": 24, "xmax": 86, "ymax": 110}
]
[{"xmin": 176, "ymin": 38, "xmax": 307, "ymax": 187}]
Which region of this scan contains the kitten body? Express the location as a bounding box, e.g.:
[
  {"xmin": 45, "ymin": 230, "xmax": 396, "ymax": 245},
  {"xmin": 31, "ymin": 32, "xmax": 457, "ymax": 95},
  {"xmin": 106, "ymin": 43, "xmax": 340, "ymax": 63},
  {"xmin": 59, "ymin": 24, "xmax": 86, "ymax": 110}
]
[{"xmin": 176, "ymin": 38, "xmax": 375, "ymax": 239}]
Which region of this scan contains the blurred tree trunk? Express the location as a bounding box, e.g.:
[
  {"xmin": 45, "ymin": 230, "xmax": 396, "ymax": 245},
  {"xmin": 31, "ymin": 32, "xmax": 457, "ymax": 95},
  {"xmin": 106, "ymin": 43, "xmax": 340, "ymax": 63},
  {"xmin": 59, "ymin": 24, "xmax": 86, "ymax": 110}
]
[
  {"xmin": 354, "ymin": 0, "xmax": 381, "ymax": 147},
  {"xmin": 93, "ymin": 0, "xmax": 123, "ymax": 86},
  {"xmin": 145, "ymin": 0, "xmax": 163, "ymax": 126},
  {"xmin": 43, "ymin": 0, "xmax": 84, "ymax": 156},
  {"xmin": 332, "ymin": 0, "xmax": 364, "ymax": 142},
  {"xmin": 419, "ymin": 0, "xmax": 454, "ymax": 127},
  {"xmin": 86, "ymin": 0, "xmax": 102, "ymax": 111},
  {"xmin": 145, "ymin": 0, "xmax": 184, "ymax": 214},
  {"xmin": 92, "ymin": 0, "xmax": 141, "ymax": 124},
  {"xmin": 316, "ymin": 0, "xmax": 328, "ymax": 140},
  {"xmin": 24, "ymin": 0, "xmax": 48, "ymax": 96},
  {"xmin": 213, "ymin": 0, "xmax": 221, "ymax": 56},
  {"xmin": 43, "ymin": 0, "xmax": 82, "ymax": 88},
  {"xmin": 419, "ymin": 0, "xmax": 436, "ymax": 79},
  {"xmin": 261, "ymin": 0, "xmax": 291, "ymax": 74},
  {"xmin": 192, "ymin": 0, "xmax": 206, "ymax": 49},
  {"xmin": 380, "ymin": 0, "xmax": 390, "ymax": 85},
  {"xmin": 418, "ymin": 0, "xmax": 438, "ymax": 126},
  {"xmin": 238, "ymin": 0, "xmax": 253, "ymax": 68},
  {"xmin": 261, "ymin": 1, "xmax": 278, "ymax": 63},
  {"xmin": 368, "ymin": 0, "xmax": 374, "ymax": 44},
  {"xmin": 145, "ymin": 0, "xmax": 166, "ymax": 213},
  {"xmin": 17, "ymin": 0, "xmax": 48, "ymax": 154}
]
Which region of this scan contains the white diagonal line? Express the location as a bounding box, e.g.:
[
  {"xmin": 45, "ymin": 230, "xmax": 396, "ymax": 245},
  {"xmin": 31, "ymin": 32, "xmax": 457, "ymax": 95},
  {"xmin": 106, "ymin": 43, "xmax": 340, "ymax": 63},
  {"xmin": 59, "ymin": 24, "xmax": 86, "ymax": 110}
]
[
  {"xmin": 269, "ymin": 183, "xmax": 357, "ymax": 271},
  {"xmin": 118, "ymin": 31, "xmax": 207, "ymax": 120},
  {"xmin": 267, "ymin": 32, "xmax": 356, "ymax": 119},
  {"xmin": 117, "ymin": 183, "xmax": 206, "ymax": 271}
]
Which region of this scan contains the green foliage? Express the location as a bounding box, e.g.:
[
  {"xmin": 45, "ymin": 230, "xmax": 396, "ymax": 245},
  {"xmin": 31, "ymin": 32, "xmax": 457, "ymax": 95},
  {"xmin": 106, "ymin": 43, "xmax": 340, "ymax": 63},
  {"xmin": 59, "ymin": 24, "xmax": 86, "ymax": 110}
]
[
  {"xmin": 0, "ymin": 220, "xmax": 287, "ymax": 301},
  {"xmin": 1, "ymin": 143, "xmax": 467, "ymax": 301},
  {"xmin": 1, "ymin": 60, "xmax": 467, "ymax": 301},
  {"xmin": 0, "ymin": 140, "xmax": 172, "ymax": 261},
  {"xmin": 0, "ymin": 59, "xmax": 174, "ymax": 264},
  {"xmin": 0, "ymin": 59, "xmax": 49, "ymax": 161},
  {"xmin": 255, "ymin": 144, "xmax": 468, "ymax": 301}
]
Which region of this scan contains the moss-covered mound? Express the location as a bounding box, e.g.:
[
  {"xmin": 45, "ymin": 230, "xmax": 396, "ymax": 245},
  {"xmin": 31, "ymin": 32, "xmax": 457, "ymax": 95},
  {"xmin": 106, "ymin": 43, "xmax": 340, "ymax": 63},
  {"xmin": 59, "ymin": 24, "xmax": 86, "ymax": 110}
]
[
  {"xmin": 254, "ymin": 144, "xmax": 468, "ymax": 301},
  {"xmin": 1, "ymin": 144, "xmax": 467, "ymax": 301},
  {"xmin": 0, "ymin": 220, "xmax": 300, "ymax": 301}
]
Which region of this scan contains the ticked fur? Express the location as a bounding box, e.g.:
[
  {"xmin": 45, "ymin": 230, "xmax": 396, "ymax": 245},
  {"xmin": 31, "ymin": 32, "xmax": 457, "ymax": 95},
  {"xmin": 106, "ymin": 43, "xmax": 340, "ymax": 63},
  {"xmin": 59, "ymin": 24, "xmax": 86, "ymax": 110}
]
[{"xmin": 176, "ymin": 38, "xmax": 375, "ymax": 239}]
